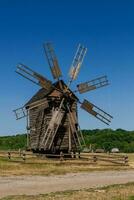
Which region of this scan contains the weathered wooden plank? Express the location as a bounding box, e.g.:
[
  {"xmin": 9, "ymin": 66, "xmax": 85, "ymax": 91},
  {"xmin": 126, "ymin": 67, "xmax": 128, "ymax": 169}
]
[{"xmin": 28, "ymin": 93, "xmax": 79, "ymax": 153}]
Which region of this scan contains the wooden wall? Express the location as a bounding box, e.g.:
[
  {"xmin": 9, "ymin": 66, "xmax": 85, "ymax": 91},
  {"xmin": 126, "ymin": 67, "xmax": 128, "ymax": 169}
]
[{"xmin": 27, "ymin": 97, "xmax": 79, "ymax": 153}]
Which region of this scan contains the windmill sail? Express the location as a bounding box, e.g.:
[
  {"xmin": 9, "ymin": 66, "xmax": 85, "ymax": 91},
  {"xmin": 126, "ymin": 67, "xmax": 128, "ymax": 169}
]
[
  {"xmin": 13, "ymin": 106, "xmax": 27, "ymax": 120},
  {"xmin": 16, "ymin": 63, "xmax": 52, "ymax": 91},
  {"xmin": 77, "ymin": 76, "xmax": 109, "ymax": 94},
  {"xmin": 81, "ymin": 99, "xmax": 113, "ymax": 125},
  {"xmin": 43, "ymin": 42, "xmax": 62, "ymax": 80},
  {"xmin": 14, "ymin": 100, "xmax": 49, "ymax": 120},
  {"xmin": 69, "ymin": 44, "xmax": 87, "ymax": 80}
]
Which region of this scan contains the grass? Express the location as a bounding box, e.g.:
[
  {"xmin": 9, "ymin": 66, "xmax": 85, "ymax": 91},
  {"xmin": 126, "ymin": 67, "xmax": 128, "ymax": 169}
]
[
  {"xmin": 0, "ymin": 152, "xmax": 133, "ymax": 176},
  {"xmin": 0, "ymin": 153, "xmax": 134, "ymax": 200},
  {"xmin": 1, "ymin": 182, "xmax": 134, "ymax": 200},
  {"xmin": 127, "ymin": 153, "xmax": 134, "ymax": 167}
]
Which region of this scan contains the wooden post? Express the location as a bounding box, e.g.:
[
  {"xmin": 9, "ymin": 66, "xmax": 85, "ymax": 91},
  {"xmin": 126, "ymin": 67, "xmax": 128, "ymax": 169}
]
[
  {"xmin": 78, "ymin": 151, "xmax": 81, "ymax": 159},
  {"xmin": 26, "ymin": 110, "xmax": 29, "ymax": 149},
  {"xmin": 68, "ymin": 126, "xmax": 72, "ymax": 152},
  {"xmin": 73, "ymin": 151, "xmax": 76, "ymax": 158},
  {"xmin": 71, "ymin": 151, "xmax": 74, "ymax": 158},
  {"xmin": 7, "ymin": 152, "xmax": 11, "ymax": 160},
  {"xmin": 22, "ymin": 152, "xmax": 26, "ymax": 162},
  {"xmin": 124, "ymin": 155, "xmax": 128, "ymax": 165},
  {"xmin": 19, "ymin": 149, "xmax": 21, "ymax": 157},
  {"xmin": 60, "ymin": 151, "xmax": 64, "ymax": 161},
  {"xmin": 93, "ymin": 155, "xmax": 97, "ymax": 163}
]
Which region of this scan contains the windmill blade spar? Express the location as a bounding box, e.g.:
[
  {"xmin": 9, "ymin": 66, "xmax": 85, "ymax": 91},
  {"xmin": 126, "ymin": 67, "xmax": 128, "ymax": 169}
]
[
  {"xmin": 81, "ymin": 99, "xmax": 113, "ymax": 125},
  {"xmin": 69, "ymin": 44, "xmax": 87, "ymax": 81},
  {"xmin": 43, "ymin": 42, "xmax": 62, "ymax": 80},
  {"xmin": 77, "ymin": 75, "xmax": 109, "ymax": 94},
  {"xmin": 16, "ymin": 63, "xmax": 52, "ymax": 91}
]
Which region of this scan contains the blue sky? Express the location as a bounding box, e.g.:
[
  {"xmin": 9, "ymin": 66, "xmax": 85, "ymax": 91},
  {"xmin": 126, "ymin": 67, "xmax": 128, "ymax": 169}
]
[{"xmin": 0, "ymin": 0, "xmax": 134, "ymax": 135}]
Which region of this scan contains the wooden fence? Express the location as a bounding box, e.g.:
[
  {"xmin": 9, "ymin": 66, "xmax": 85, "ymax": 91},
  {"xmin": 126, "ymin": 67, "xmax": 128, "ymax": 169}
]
[{"xmin": 0, "ymin": 150, "xmax": 129, "ymax": 166}]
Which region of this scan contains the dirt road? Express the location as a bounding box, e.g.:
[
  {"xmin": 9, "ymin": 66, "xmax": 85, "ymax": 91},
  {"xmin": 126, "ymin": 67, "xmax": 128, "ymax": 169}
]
[{"xmin": 0, "ymin": 170, "xmax": 134, "ymax": 198}]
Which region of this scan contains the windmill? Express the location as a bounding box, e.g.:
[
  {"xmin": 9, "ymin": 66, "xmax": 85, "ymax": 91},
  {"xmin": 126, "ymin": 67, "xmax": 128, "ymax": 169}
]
[{"xmin": 14, "ymin": 42, "xmax": 113, "ymax": 154}]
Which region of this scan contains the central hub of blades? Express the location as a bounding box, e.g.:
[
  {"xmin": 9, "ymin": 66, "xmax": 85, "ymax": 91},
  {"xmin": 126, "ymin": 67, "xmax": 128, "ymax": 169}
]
[{"xmin": 61, "ymin": 90, "xmax": 73, "ymax": 102}]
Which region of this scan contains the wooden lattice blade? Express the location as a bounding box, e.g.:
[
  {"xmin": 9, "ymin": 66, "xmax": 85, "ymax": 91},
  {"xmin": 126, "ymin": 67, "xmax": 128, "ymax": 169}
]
[
  {"xmin": 81, "ymin": 99, "xmax": 113, "ymax": 125},
  {"xmin": 77, "ymin": 76, "xmax": 109, "ymax": 94},
  {"xmin": 16, "ymin": 63, "xmax": 52, "ymax": 91},
  {"xmin": 34, "ymin": 73, "xmax": 52, "ymax": 90},
  {"xmin": 43, "ymin": 42, "xmax": 62, "ymax": 80},
  {"xmin": 14, "ymin": 100, "xmax": 49, "ymax": 120},
  {"xmin": 13, "ymin": 106, "xmax": 27, "ymax": 120},
  {"xmin": 69, "ymin": 44, "xmax": 87, "ymax": 80}
]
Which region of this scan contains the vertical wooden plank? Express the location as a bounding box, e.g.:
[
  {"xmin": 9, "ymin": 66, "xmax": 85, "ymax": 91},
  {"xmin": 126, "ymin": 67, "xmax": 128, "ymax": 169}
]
[
  {"xmin": 26, "ymin": 109, "xmax": 29, "ymax": 148},
  {"xmin": 68, "ymin": 126, "xmax": 71, "ymax": 152}
]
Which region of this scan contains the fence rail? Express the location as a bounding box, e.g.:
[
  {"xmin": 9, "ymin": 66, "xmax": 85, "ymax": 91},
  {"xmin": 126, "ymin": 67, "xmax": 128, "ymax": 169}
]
[{"xmin": 0, "ymin": 150, "xmax": 129, "ymax": 166}]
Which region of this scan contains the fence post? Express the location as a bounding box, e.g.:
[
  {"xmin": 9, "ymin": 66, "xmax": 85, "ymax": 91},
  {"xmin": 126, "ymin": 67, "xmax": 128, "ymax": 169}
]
[
  {"xmin": 19, "ymin": 149, "xmax": 22, "ymax": 157},
  {"xmin": 93, "ymin": 155, "xmax": 97, "ymax": 163},
  {"xmin": 22, "ymin": 152, "xmax": 26, "ymax": 162},
  {"xmin": 124, "ymin": 155, "xmax": 128, "ymax": 165},
  {"xmin": 73, "ymin": 151, "xmax": 76, "ymax": 158},
  {"xmin": 7, "ymin": 151, "xmax": 11, "ymax": 160},
  {"xmin": 71, "ymin": 151, "xmax": 74, "ymax": 158},
  {"xmin": 78, "ymin": 151, "xmax": 81, "ymax": 159},
  {"xmin": 60, "ymin": 151, "xmax": 64, "ymax": 161}
]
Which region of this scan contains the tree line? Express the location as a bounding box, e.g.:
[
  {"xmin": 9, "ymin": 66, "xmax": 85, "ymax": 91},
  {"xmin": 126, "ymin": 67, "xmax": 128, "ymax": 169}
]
[
  {"xmin": 0, "ymin": 129, "xmax": 134, "ymax": 152},
  {"xmin": 0, "ymin": 134, "xmax": 26, "ymax": 150},
  {"xmin": 83, "ymin": 129, "xmax": 134, "ymax": 153}
]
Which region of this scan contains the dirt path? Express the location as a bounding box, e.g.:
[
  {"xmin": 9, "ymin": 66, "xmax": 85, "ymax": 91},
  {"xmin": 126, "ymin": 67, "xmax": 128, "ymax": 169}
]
[{"xmin": 0, "ymin": 170, "xmax": 134, "ymax": 198}]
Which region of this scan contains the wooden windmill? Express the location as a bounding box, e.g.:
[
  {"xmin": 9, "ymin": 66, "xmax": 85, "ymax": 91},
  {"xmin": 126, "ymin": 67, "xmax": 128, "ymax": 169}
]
[{"xmin": 14, "ymin": 42, "xmax": 113, "ymax": 154}]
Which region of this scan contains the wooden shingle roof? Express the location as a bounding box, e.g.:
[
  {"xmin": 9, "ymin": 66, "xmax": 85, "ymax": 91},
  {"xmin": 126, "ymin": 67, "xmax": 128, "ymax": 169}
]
[
  {"xmin": 25, "ymin": 88, "xmax": 52, "ymax": 107},
  {"xmin": 25, "ymin": 80, "xmax": 78, "ymax": 107}
]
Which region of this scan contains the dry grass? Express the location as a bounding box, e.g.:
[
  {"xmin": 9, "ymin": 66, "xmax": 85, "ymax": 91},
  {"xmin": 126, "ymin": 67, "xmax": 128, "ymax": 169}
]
[
  {"xmin": 1, "ymin": 182, "xmax": 134, "ymax": 200},
  {"xmin": 0, "ymin": 152, "xmax": 133, "ymax": 176},
  {"xmin": 0, "ymin": 153, "xmax": 134, "ymax": 200},
  {"xmin": 127, "ymin": 153, "xmax": 134, "ymax": 167}
]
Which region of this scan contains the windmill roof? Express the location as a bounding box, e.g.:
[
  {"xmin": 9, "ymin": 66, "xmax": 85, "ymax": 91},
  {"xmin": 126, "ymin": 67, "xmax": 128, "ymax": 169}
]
[{"xmin": 25, "ymin": 80, "xmax": 78, "ymax": 107}]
